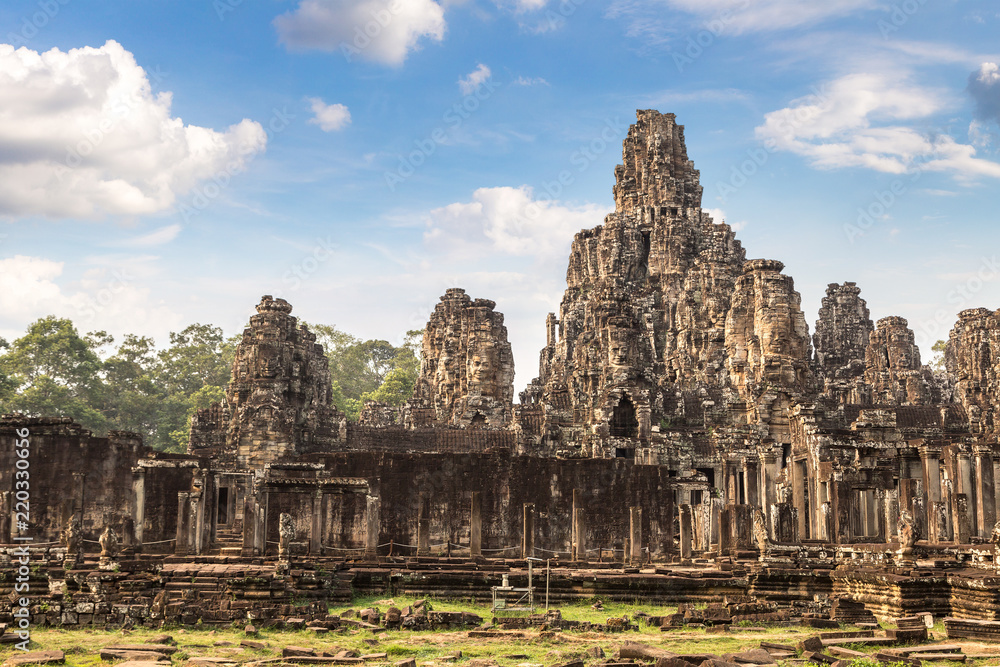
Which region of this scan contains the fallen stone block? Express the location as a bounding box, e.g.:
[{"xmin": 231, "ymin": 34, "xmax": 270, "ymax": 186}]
[{"xmin": 3, "ymin": 651, "xmax": 65, "ymax": 667}]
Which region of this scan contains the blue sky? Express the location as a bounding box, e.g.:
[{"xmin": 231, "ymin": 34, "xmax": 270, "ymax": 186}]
[{"xmin": 1, "ymin": 0, "xmax": 999, "ymax": 392}]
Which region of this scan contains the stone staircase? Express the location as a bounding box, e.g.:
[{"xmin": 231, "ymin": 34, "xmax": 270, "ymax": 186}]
[{"xmin": 211, "ymin": 527, "xmax": 243, "ymax": 556}]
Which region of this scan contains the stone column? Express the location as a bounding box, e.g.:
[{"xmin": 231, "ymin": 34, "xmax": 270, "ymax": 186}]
[
  {"xmin": 957, "ymin": 450, "xmax": 975, "ymax": 536},
  {"xmin": 760, "ymin": 451, "xmax": 779, "ymax": 537},
  {"xmin": 470, "ymin": 492, "xmax": 482, "ymax": 557},
  {"xmin": 311, "ymin": 490, "xmax": 323, "ymax": 554},
  {"xmin": 574, "ymin": 507, "xmax": 586, "ymax": 562},
  {"xmin": 257, "ymin": 491, "xmax": 269, "ymax": 556},
  {"xmin": 175, "ymin": 493, "xmax": 190, "ymax": 555},
  {"xmin": 920, "ymin": 445, "xmax": 943, "ymax": 544},
  {"xmin": 0, "ymin": 492, "xmax": 11, "ymax": 543},
  {"xmin": 629, "ymin": 506, "xmax": 642, "ymax": 564},
  {"xmin": 365, "ymin": 495, "xmax": 381, "ymax": 558},
  {"xmin": 417, "ymin": 497, "xmax": 430, "ymax": 556},
  {"xmin": 975, "ymin": 447, "xmax": 996, "ymax": 540},
  {"xmin": 956, "ymin": 494, "xmax": 972, "ymax": 544},
  {"xmin": 792, "ymin": 460, "xmax": 807, "ymax": 539},
  {"xmin": 743, "ymin": 459, "xmax": 759, "ymax": 508},
  {"xmin": 571, "ymin": 489, "xmax": 581, "ymax": 560},
  {"xmin": 132, "ymin": 467, "xmax": 146, "ymax": 550},
  {"xmin": 710, "ymin": 496, "xmax": 722, "ymax": 551},
  {"xmin": 522, "ymin": 503, "xmax": 534, "ymax": 559},
  {"xmin": 725, "ymin": 460, "xmax": 739, "ymax": 504},
  {"xmin": 241, "ymin": 497, "xmax": 256, "ymax": 556},
  {"xmin": 679, "ymin": 504, "xmax": 693, "ymax": 559}
]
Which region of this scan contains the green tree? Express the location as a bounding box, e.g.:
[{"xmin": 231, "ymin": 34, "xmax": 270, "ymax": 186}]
[
  {"xmin": 100, "ymin": 334, "xmax": 162, "ymax": 440},
  {"xmin": 148, "ymin": 324, "xmax": 238, "ymax": 451},
  {"xmin": 930, "ymin": 339, "xmax": 947, "ymax": 372},
  {"xmin": 0, "ymin": 317, "xmax": 109, "ymax": 431}
]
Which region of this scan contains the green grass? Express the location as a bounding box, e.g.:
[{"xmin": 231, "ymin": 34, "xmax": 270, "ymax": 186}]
[{"xmin": 2, "ymin": 596, "xmax": 989, "ymax": 667}]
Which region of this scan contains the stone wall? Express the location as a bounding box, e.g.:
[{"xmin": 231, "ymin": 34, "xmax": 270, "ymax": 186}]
[{"xmin": 0, "ymin": 416, "xmax": 148, "ymax": 544}]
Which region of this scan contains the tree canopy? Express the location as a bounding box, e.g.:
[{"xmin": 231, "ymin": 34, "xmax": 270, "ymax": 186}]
[{"xmin": 0, "ymin": 316, "xmax": 421, "ymax": 450}]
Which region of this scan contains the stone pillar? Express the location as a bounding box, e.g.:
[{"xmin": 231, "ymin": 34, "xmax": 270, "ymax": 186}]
[
  {"xmin": 0, "ymin": 492, "xmax": 11, "ymax": 543},
  {"xmin": 761, "ymin": 451, "xmax": 779, "ymax": 537},
  {"xmin": 679, "ymin": 504, "xmax": 693, "ymax": 559},
  {"xmin": 417, "ymin": 497, "xmax": 430, "ymax": 556},
  {"xmin": 175, "ymin": 493, "xmax": 190, "ymax": 555},
  {"xmin": 522, "ymin": 504, "xmax": 534, "ymax": 558},
  {"xmin": 957, "ymin": 450, "xmax": 975, "ymax": 536},
  {"xmin": 470, "ymin": 492, "xmax": 482, "ymax": 557},
  {"xmin": 241, "ymin": 497, "xmax": 256, "ymax": 556},
  {"xmin": 744, "ymin": 459, "xmax": 759, "ymax": 508},
  {"xmin": 132, "ymin": 467, "xmax": 146, "ymax": 550},
  {"xmin": 725, "ymin": 460, "xmax": 739, "ymax": 504},
  {"xmin": 574, "ymin": 507, "xmax": 586, "ymax": 562},
  {"xmin": 710, "ymin": 496, "xmax": 722, "ymax": 551},
  {"xmin": 629, "ymin": 506, "xmax": 642, "ymax": 564},
  {"xmin": 571, "ymin": 489, "xmax": 581, "ymax": 560},
  {"xmin": 365, "ymin": 495, "xmax": 380, "ymax": 558},
  {"xmin": 975, "ymin": 447, "xmax": 996, "ymax": 540},
  {"xmin": 921, "ymin": 445, "xmax": 942, "ymax": 544},
  {"xmin": 792, "ymin": 459, "xmax": 807, "ymax": 539},
  {"xmin": 257, "ymin": 491, "xmax": 269, "ymax": 556},
  {"xmin": 311, "ymin": 490, "xmax": 323, "ymax": 554},
  {"xmin": 885, "ymin": 488, "xmax": 900, "ymax": 541},
  {"xmin": 956, "ymin": 494, "xmax": 972, "ymax": 544}
]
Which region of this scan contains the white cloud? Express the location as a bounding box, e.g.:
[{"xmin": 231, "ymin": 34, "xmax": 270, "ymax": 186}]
[
  {"xmin": 307, "ymin": 98, "xmax": 352, "ymax": 132},
  {"xmin": 968, "ymin": 62, "xmax": 1000, "ymax": 124},
  {"xmin": 511, "ymin": 0, "xmax": 547, "ymax": 11},
  {"xmin": 458, "ymin": 64, "xmax": 492, "ymax": 95},
  {"xmin": 425, "ymin": 185, "xmax": 610, "ymax": 262},
  {"xmin": 756, "ymin": 73, "xmax": 1000, "ymax": 180},
  {"xmin": 0, "ymin": 254, "xmax": 182, "ymax": 343},
  {"xmin": 664, "ymin": 0, "xmax": 879, "ymax": 33},
  {"xmin": 512, "ymin": 76, "xmax": 549, "ymax": 87},
  {"xmin": 111, "ymin": 224, "xmax": 182, "ymax": 248},
  {"xmin": 274, "ymin": 0, "xmax": 446, "ymax": 66},
  {"xmin": 0, "ymin": 41, "xmax": 267, "ymax": 220}
]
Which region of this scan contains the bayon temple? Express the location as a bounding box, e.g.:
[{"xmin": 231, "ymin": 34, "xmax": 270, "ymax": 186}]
[{"xmin": 6, "ymin": 110, "xmax": 1000, "ymax": 628}]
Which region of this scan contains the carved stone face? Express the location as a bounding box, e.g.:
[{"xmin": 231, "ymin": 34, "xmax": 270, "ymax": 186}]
[
  {"xmin": 258, "ymin": 347, "xmax": 280, "ymax": 378},
  {"xmin": 469, "ymin": 345, "xmax": 496, "ymax": 391}
]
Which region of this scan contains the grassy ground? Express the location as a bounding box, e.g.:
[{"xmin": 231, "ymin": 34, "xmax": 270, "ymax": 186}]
[{"xmin": 1, "ymin": 598, "xmax": 995, "ymax": 667}]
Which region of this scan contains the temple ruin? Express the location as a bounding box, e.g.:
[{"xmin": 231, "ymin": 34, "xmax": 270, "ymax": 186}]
[{"xmin": 4, "ymin": 110, "xmax": 1000, "ymax": 629}]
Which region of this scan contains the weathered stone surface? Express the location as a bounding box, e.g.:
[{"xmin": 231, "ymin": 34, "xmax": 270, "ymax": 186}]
[
  {"xmin": 409, "ymin": 288, "xmax": 515, "ymax": 428},
  {"xmin": 813, "ymin": 282, "xmax": 874, "ymax": 405},
  {"xmin": 724, "ymin": 259, "xmax": 813, "ymax": 440},
  {"xmin": 864, "ymin": 316, "xmax": 937, "ymax": 405},
  {"xmin": 2, "ymin": 651, "xmax": 65, "ymax": 667},
  {"xmin": 189, "ymin": 295, "xmax": 344, "ymax": 464},
  {"xmin": 947, "ymin": 307, "xmax": 1000, "ymax": 434},
  {"xmin": 524, "ymin": 110, "xmax": 746, "ymax": 454}
]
